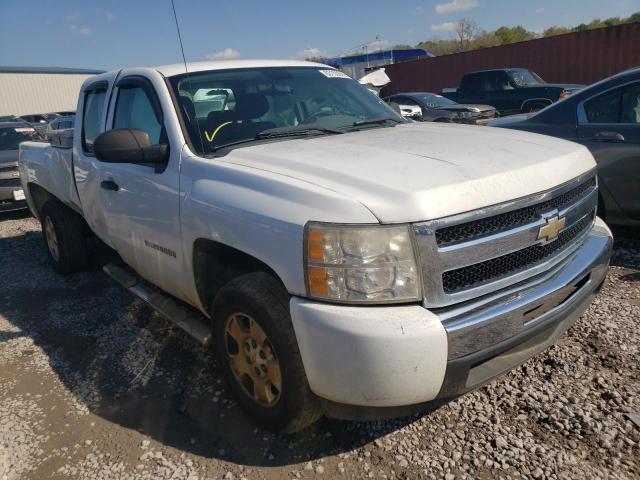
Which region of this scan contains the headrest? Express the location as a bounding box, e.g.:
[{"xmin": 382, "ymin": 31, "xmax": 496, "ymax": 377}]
[
  {"xmin": 234, "ymin": 93, "xmax": 269, "ymax": 119},
  {"xmin": 179, "ymin": 95, "xmax": 195, "ymax": 121},
  {"xmin": 206, "ymin": 109, "xmax": 235, "ymax": 126}
]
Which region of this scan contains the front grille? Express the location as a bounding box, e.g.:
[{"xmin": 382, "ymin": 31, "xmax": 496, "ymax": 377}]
[
  {"xmin": 435, "ymin": 177, "xmax": 596, "ymax": 247},
  {"xmin": 0, "ymin": 177, "xmax": 21, "ymax": 188},
  {"xmin": 442, "ymin": 210, "xmax": 594, "ymax": 293}
]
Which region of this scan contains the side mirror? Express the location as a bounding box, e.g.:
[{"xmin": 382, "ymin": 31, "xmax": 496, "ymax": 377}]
[{"xmin": 94, "ymin": 128, "xmax": 168, "ymax": 165}]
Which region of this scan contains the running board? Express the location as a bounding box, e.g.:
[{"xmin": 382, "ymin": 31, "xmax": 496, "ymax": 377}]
[{"xmin": 103, "ymin": 263, "xmax": 212, "ymax": 347}]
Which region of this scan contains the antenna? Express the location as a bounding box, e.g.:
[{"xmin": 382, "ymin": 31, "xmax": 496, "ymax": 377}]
[
  {"xmin": 170, "ymin": 0, "xmax": 205, "ymax": 153},
  {"xmin": 171, "ymin": 0, "xmax": 189, "ymax": 73}
]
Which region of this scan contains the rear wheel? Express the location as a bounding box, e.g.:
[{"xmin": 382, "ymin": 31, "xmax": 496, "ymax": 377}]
[
  {"xmin": 211, "ymin": 272, "xmax": 321, "ymax": 433},
  {"xmin": 40, "ymin": 201, "xmax": 88, "ymax": 274}
]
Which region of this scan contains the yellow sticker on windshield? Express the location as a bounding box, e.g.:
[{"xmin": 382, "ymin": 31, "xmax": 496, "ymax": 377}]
[{"xmin": 205, "ymin": 121, "xmax": 232, "ymax": 143}]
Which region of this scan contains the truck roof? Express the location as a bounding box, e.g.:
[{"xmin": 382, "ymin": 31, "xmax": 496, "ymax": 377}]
[{"xmin": 155, "ymin": 59, "xmax": 331, "ymax": 77}]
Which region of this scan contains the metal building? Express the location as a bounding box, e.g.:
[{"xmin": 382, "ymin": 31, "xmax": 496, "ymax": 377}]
[
  {"xmin": 323, "ymin": 49, "xmax": 432, "ymax": 80},
  {"xmin": 0, "ymin": 66, "xmax": 104, "ymax": 116}
]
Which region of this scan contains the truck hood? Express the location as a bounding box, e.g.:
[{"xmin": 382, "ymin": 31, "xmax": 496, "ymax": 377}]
[{"xmin": 223, "ymin": 122, "xmax": 595, "ymax": 223}]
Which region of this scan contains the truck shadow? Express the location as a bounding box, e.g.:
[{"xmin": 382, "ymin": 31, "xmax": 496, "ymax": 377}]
[{"xmin": 0, "ymin": 221, "xmax": 421, "ymax": 468}]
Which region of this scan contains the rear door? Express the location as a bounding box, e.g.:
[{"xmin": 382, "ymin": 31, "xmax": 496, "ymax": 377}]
[
  {"xmin": 74, "ymin": 78, "xmax": 112, "ymax": 242},
  {"xmin": 577, "ymin": 80, "xmax": 640, "ymax": 219}
]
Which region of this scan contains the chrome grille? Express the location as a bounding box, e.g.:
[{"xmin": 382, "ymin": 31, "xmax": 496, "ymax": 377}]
[
  {"xmin": 413, "ymin": 171, "xmax": 598, "ymax": 308},
  {"xmin": 442, "ymin": 210, "xmax": 595, "ymax": 293},
  {"xmin": 436, "ymin": 177, "xmax": 596, "ymax": 246}
]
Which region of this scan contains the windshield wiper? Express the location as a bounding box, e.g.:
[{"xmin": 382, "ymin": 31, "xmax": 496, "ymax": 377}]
[
  {"xmin": 211, "ymin": 124, "xmax": 343, "ymax": 153},
  {"xmin": 256, "ymin": 124, "xmax": 344, "ymax": 138},
  {"xmin": 351, "ymin": 116, "xmax": 403, "ymax": 128}
]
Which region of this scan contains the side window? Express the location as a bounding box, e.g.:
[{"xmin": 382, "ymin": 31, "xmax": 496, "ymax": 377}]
[
  {"xmin": 113, "ymin": 85, "xmax": 162, "ymax": 144},
  {"xmin": 479, "ymin": 73, "xmax": 511, "ymax": 92},
  {"xmin": 584, "ymin": 88, "xmax": 622, "ymax": 124},
  {"xmin": 82, "ymin": 88, "xmax": 107, "ymax": 154},
  {"xmin": 620, "ymin": 82, "xmax": 640, "ymax": 124}
]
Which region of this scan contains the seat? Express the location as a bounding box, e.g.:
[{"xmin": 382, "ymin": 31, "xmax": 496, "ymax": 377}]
[{"xmin": 204, "ymin": 93, "xmax": 276, "ymax": 148}]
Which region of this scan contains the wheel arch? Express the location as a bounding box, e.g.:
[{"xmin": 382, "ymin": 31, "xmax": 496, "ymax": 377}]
[
  {"xmin": 27, "ymin": 183, "xmax": 56, "ymax": 219},
  {"xmin": 192, "ymin": 238, "xmax": 287, "ymax": 316},
  {"xmin": 520, "ymin": 98, "xmax": 552, "ymax": 113}
]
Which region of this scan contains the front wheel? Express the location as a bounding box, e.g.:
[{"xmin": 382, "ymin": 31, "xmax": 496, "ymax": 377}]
[
  {"xmin": 211, "ymin": 272, "xmax": 321, "ymax": 433},
  {"xmin": 524, "ymin": 102, "xmax": 548, "ymax": 113}
]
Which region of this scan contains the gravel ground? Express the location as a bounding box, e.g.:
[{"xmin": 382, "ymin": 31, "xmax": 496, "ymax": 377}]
[{"xmin": 0, "ymin": 210, "xmax": 638, "ymax": 480}]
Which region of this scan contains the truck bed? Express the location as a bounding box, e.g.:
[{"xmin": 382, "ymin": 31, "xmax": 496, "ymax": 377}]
[{"xmin": 18, "ymin": 141, "xmax": 81, "ymax": 212}]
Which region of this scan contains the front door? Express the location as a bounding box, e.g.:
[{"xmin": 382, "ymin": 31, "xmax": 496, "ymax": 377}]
[
  {"xmin": 97, "ymin": 72, "xmax": 185, "ymax": 298},
  {"xmin": 577, "ymin": 80, "xmax": 640, "ymax": 220}
]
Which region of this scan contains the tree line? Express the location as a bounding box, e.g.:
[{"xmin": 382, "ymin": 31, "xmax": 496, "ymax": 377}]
[{"xmin": 394, "ymin": 12, "xmax": 640, "ymax": 57}]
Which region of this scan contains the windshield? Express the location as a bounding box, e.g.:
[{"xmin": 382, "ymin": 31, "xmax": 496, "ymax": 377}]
[
  {"xmin": 509, "ymin": 69, "xmax": 545, "ymax": 87},
  {"xmin": 0, "ymin": 126, "xmax": 39, "ymax": 151},
  {"xmin": 414, "ymin": 93, "xmax": 457, "ymax": 108},
  {"xmin": 170, "ymin": 67, "xmax": 402, "ymax": 154}
]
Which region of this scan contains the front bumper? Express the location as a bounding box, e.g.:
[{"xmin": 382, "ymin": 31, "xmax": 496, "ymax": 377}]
[{"xmin": 289, "ymin": 217, "xmax": 612, "ymax": 420}]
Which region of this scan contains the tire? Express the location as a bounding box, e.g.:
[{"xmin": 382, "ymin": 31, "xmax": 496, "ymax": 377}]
[
  {"xmin": 524, "ymin": 102, "xmax": 548, "ymax": 113},
  {"xmin": 211, "ymin": 272, "xmax": 321, "ymax": 433},
  {"xmin": 40, "ymin": 200, "xmax": 88, "ymax": 274}
]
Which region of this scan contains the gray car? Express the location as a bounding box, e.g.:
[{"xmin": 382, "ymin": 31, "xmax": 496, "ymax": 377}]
[
  {"xmin": 490, "ymin": 67, "xmax": 640, "ymax": 226},
  {"xmin": 0, "ymin": 121, "xmax": 41, "ymax": 211},
  {"xmin": 384, "ymin": 92, "xmax": 496, "ymax": 124}
]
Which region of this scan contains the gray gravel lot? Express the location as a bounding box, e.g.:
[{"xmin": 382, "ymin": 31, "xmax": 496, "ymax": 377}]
[{"xmin": 0, "ymin": 210, "xmax": 638, "ymax": 480}]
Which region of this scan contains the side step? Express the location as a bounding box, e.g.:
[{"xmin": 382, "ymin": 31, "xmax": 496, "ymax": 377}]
[{"xmin": 103, "ymin": 263, "xmax": 212, "ymax": 347}]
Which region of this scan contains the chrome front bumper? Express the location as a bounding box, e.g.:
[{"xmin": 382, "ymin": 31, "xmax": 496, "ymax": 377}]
[
  {"xmin": 317, "ymin": 217, "xmax": 612, "ymax": 420},
  {"xmin": 435, "ymin": 216, "xmax": 612, "ymax": 399}
]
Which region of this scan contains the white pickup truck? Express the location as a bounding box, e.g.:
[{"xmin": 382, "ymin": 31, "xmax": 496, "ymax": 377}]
[{"xmin": 19, "ymin": 60, "xmax": 612, "ymax": 433}]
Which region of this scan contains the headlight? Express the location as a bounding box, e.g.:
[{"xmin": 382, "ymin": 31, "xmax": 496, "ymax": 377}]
[{"xmin": 305, "ymin": 223, "xmax": 421, "ymax": 303}]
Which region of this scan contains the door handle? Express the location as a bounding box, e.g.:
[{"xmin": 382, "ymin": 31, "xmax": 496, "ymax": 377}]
[
  {"xmin": 594, "ymin": 131, "xmax": 625, "ymax": 142},
  {"xmin": 100, "ymin": 180, "xmax": 119, "ymax": 191}
]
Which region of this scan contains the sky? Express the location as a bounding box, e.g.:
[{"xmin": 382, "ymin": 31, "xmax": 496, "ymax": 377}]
[{"xmin": 0, "ymin": 0, "xmax": 638, "ymax": 70}]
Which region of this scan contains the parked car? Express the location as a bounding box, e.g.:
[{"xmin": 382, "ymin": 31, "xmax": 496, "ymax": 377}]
[
  {"xmin": 490, "ymin": 67, "xmax": 640, "ymax": 226},
  {"xmin": 0, "ymin": 121, "xmax": 40, "ymax": 211},
  {"xmin": 18, "ymin": 112, "xmax": 74, "ymax": 135},
  {"xmin": 384, "ymin": 92, "xmax": 495, "ymax": 123},
  {"xmin": 19, "ymin": 60, "xmax": 611, "ymax": 433},
  {"xmin": 44, "ymin": 115, "xmax": 75, "ymax": 148},
  {"xmin": 442, "ymin": 68, "xmax": 583, "ymax": 116}
]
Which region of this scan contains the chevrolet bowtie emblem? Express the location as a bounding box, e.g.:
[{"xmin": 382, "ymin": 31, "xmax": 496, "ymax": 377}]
[{"xmin": 537, "ymin": 215, "xmax": 566, "ymax": 242}]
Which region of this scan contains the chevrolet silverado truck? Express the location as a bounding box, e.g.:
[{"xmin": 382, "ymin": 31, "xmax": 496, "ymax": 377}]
[
  {"xmin": 442, "ymin": 68, "xmax": 583, "ymax": 116},
  {"xmin": 19, "ymin": 60, "xmax": 612, "ymax": 433}
]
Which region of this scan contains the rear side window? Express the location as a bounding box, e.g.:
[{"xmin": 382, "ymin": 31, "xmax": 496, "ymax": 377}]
[
  {"xmin": 620, "ymin": 82, "xmax": 640, "ymax": 124},
  {"xmin": 584, "ymin": 88, "xmax": 621, "ymax": 124},
  {"xmin": 113, "ymin": 85, "xmax": 162, "ymax": 144},
  {"xmin": 82, "ymin": 88, "xmax": 107, "ymax": 154}
]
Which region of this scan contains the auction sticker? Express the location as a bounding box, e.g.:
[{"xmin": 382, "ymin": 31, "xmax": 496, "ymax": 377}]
[{"xmin": 319, "ymin": 69, "xmax": 350, "ymax": 79}]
